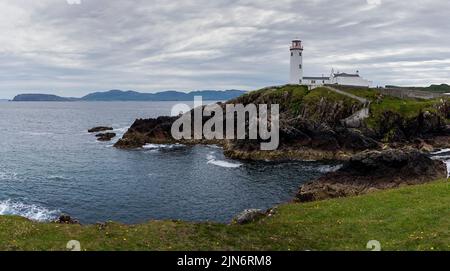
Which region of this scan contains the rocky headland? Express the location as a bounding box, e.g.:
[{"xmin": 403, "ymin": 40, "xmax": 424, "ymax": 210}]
[
  {"xmin": 115, "ymin": 85, "xmax": 450, "ymax": 159},
  {"xmin": 114, "ymin": 85, "xmax": 450, "ymax": 203}
]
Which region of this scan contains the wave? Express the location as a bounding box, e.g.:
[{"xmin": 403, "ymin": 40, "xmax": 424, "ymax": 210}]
[
  {"xmin": 317, "ymin": 164, "xmax": 343, "ymax": 173},
  {"xmin": 113, "ymin": 126, "xmax": 130, "ymax": 137},
  {"xmin": 206, "ymin": 153, "xmax": 242, "ymax": 168},
  {"xmin": 142, "ymin": 143, "xmax": 185, "ymax": 150},
  {"xmin": 0, "ymin": 199, "xmax": 59, "ymax": 222},
  {"xmin": 431, "ymin": 148, "xmax": 450, "ymax": 155},
  {"xmin": 113, "ymin": 126, "xmax": 129, "ymax": 133}
]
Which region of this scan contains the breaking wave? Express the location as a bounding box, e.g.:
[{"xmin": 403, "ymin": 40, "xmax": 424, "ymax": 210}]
[
  {"xmin": 431, "ymin": 148, "xmax": 450, "ymax": 155},
  {"xmin": 0, "ymin": 200, "xmax": 59, "ymax": 222},
  {"xmin": 206, "ymin": 153, "xmax": 242, "ymax": 168},
  {"xmin": 317, "ymin": 164, "xmax": 343, "ymax": 173},
  {"xmin": 142, "ymin": 143, "xmax": 186, "ymax": 150}
]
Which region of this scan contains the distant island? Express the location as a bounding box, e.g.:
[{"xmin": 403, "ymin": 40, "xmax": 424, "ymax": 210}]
[{"xmin": 12, "ymin": 89, "xmax": 247, "ymax": 102}]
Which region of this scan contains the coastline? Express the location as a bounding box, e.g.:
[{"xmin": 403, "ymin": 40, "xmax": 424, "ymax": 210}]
[{"xmin": 0, "ymin": 179, "xmax": 448, "ymax": 251}]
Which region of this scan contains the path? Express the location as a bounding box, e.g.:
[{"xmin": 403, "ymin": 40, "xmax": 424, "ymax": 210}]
[
  {"xmin": 324, "ymin": 86, "xmax": 369, "ymax": 105},
  {"xmin": 323, "ymin": 86, "xmax": 370, "ymax": 128}
]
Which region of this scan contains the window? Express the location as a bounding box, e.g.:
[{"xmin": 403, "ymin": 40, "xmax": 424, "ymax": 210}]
[
  {"xmin": 312, "ymin": 80, "xmax": 316, "ymax": 84},
  {"xmin": 323, "ymin": 80, "xmax": 325, "ymax": 83},
  {"xmin": 291, "ymin": 52, "xmax": 293, "ymax": 56},
  {"xmin": 299, "ymin": 52, "xmax": 302, "ymax": 56},
  {"xmin": 299, "ymin": 64, "xmax": 302, "ymax": 69},
  {"xmin": 299, "ymin": 79, "xmax": 302, "ymax": 84}
]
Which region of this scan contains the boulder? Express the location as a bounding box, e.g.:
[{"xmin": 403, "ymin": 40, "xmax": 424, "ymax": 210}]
[
  {"xmin": 232, "ymin": 209, "xmax": 265, "ymax": 225},
  {"xmin": 96, "ymin": 132, "xmax": 117, "ymax": 141},
  {"xmin": 296, "ymin": 148, "xmax": 447, "ymax": 202},
  {"xmin": 88, "ymin": 126, "xmax": 113, "ymax": 133},
  {"xmin": 114, "ymin": 116, "xmax": 178, "ymax": 148},
  {"xmin": 55, "ymin": 214, "xmax": 80, "ymax": 225}
]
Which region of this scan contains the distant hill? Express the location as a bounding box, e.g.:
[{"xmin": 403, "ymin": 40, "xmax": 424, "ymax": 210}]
[
  {"xmin": 12, "ymin": 94, "xmax": 77, "ymax": 102},
  {"xmin": 12, "ymin": 89, "xmax": 247, "ymax": 102},
  {"xmin": 385, "ymin": 84, "xmax": 450, "ymax": 93}
]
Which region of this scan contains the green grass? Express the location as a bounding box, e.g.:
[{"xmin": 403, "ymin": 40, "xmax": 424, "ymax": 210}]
[
  {"xmin": 331, "ymin": 85, "xmax": 449, "ymax": 129},
  {"xmin": 234, "ymin": 85, "xmax": 360, "ymax": 117},
  {"xmin": 0, "ymin": 180, "xmax": 448, "ymax": 251}
]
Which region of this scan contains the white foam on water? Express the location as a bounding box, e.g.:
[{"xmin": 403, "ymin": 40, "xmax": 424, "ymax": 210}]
[
  {"xmin": 432, "ymin": 155, "xmax": 450, "ymax": 160},
  {"xmin": 206, "ymin": 152, "xmax": 242, "ymax": 168},
  {"xmin": 317, "ymin": 164, "xmax": 343, "ymax": 173},
  {"xmin": 113, "ymin": 126, "xmax": 130, "ymax": 138},
  {"xmin": 0, "ymin": 171, "xmax": 18, "ymax": 181},
  {"xmin": 0, "ymin": 200, "xmax": 59, "ymax": 222},
  {"xmin": 431, "ymin": 148, "xmax": 450, "ymax": 155},
  {"xmin": 113, "ymin": 127, "xmax": 129, "ymax": 133},
  {"xmin": 142, "ymin": 143, "xmax": 185, "ymax": 150}
]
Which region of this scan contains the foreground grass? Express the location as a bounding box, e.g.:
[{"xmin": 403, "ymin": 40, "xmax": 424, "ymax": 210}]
[{"xmin": 0, "ymin": 180, "xmax": 448, "ymax": 251}]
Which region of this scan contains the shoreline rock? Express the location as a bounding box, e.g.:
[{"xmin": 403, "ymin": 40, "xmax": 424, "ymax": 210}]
[
  {"xmin": 88, "ymin": 126, "xmax": 113, "ymax": 133},
  {"xmin": 232, "ymin": 209, "xmax": 266, "ymax": 225},
  {"xmin": 55, "ymin": 214, "xmax": 80, "ymax": 225},
  {"xmin": 96, "ymin": 132, "xmax": 116, "ymax": 141},
  {"xmin": 296, "ymin": 148, "xmax": 447, "ymax": 202}
]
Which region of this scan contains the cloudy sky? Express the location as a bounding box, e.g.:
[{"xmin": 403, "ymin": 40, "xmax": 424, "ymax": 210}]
[{"xmin": 0, "ymin": 0, "xmax": 449, "ymax": 98}]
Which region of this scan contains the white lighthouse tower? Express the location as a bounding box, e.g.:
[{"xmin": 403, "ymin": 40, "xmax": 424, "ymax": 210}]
[{"xmin": 290, "ymin": 39, "xmax": 303, "ymax": 84}]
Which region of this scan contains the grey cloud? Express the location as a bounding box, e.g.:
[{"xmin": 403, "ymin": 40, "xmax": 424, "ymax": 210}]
[{"xmin": 0, "ymin": 0, "xmax": 449, "ymax": 98}]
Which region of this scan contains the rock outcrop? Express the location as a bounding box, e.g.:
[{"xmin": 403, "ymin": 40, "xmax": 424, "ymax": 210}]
[
  {"xmin": 55, "ymin": 215, "xmax": 80, "ymax": 225},
  {"xmin": 88, "ymin": 126, "xmax": 113, "ymax": 133},
  {"xmin": 232, "ymin": 209, "xmax": 266, "ymax": 225},
  {"xmin": 296, "ymin": 148, "xmax": 447, "ymax": 202},
  {"xmin": 115, "ymin": 116, "xmax": 178, "ymax": 148},
  {"xmin": 96, "ymin": 132, "xmax": 116, "ymax": 141}
]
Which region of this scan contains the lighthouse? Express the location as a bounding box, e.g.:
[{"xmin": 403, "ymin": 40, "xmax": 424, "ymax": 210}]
[{"xmin": 290, "ymin": 39, "xmax": 303, "ymax": 84}]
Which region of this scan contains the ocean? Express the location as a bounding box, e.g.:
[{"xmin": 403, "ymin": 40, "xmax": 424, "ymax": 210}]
[{"xmin": 0, "ymin": 101, "xmax": 340, "ymax": 224}]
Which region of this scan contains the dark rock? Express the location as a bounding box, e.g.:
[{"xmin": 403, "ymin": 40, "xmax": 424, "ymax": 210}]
[
  {"xmin": 232, "ymin": 209, "xmax": 266, "ymax": 225},
  {"xmin": 56, "ymin": 214, "xmax": 80, "ymax": 225},
  {"xmin": 114, "ymin": 116, "xmax": 178, "ymax": 148},
  {"xmin": 96, "ymin": 132, "xmax": 116, "ymax": 141},
  {"xmin": 296, "ymin": 148, "xmax": 447, "ymax": 202},
  {"xmin": 88, "ymin": 126, "xmax": 113, "ymax": 133}
]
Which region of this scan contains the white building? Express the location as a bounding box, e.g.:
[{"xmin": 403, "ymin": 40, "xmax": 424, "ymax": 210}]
[{"xmin": 289, "ymin": 39, "xmax": 372, "ymax": 88}]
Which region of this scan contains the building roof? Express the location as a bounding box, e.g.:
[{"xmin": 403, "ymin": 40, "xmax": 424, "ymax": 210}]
[
  {"xmin": 303, "ymin": 76, "xmax": 330, "ymax": 80},
  {"xmin": 333, "ymin": 73, "xmax": 360, "ymax": 78}
]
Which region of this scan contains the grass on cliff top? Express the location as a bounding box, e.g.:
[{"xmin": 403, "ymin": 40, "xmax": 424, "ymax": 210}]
[
  {"xmin": 0, "ymin": 180, "xmax": 448, "ymax": 251},
  {"xmin": 332, "ymin": 85, "xmax": 449, "ymax": 124},
  {"xmin": 235, "ymin": 85, "xmax": 360, "ymax": 115}
]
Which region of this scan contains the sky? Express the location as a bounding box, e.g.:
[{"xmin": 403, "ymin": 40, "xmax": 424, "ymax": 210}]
[{"xmin": 0, "ymin": 0, "xmax": 449, "ymax": 98}]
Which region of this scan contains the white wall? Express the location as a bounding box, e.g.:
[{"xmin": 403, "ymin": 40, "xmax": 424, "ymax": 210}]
[
  {"xmin": 290, "ymin": 49, "xmax": 303, "ymax": 84},
  {"xmin": 331, "ymin": 76, "xmax": 371, "ymax": 87}
]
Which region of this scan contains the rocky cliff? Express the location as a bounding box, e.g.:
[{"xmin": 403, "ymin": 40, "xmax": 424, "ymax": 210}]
[{"xmin": 115, "ymin": 85, "xmax": 450, "ymax": 161}]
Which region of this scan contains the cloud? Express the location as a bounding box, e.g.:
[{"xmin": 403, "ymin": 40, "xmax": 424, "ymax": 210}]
[{"xmin": 0, "ymin": 0, "xmax": 449, "ymax": 98}]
